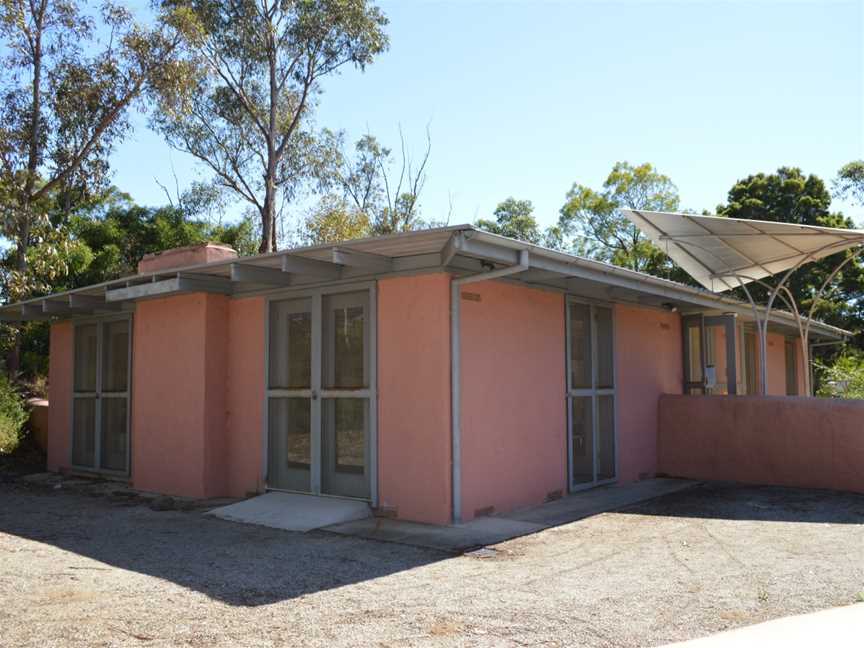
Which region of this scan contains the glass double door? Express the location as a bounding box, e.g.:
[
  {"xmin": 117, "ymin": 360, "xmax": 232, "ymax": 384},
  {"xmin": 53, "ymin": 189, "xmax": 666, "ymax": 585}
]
[
  {"xmin": 266, "ymin": 289, "xmax": 375, "ymax": 500},
  {"xmin": 71, "ymin": 317, "xmax": 131, "ymax": 474},
  {"xmin": 566, "ymin": 299, "xmax": 616, "ymax": 489}
]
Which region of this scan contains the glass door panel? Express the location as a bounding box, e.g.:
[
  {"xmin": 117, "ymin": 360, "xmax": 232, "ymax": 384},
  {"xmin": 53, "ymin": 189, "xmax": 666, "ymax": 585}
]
[
  {"xmin": 269, "ymin": 299, "xmax": 312, "ymax": 389},
  {"xmin": 100, "ymin": 397, "xmax": 128, "ymax": 471},
  {"xmin": 267, "ymin": 397, "xmax": 312, "ymax": 491},
  {"xmin": 321, "ymin": 398, "xmax": 369, "ymax": 498},
  {"xmin": 596, "ymin": 307, "xmax": 614, "ymax": 389},
  {"xmin": 570, "ymin": 397, "xmax": 593, "ymax": 485},
  {"xmin": 597, "ymin": 395, "xmax": 616, "ymax": 481},
  {"xmin": 568, "ymin": 303, "xmax": 592, "ymax": 389},
  {"xmin": 321, "ymin": 291, "xmax": 370, "ymax": 498},
  {"xmin": 266, "ymin": 289, "xmax": 375, "ymax": 501},
  {"xmin": 267, "ymin": 298, "xmax": 313, "ymax": 492},
  {"xmin": 567, "ymin": 299, "xmax": 616, "ymax": 490},
  {"xmin": 72, "ymin": 317, "xmax": 131, "ymax": 474},
  {"xmin": 72, "ymin": 397, "xmax": 97, "ymax": 468}
]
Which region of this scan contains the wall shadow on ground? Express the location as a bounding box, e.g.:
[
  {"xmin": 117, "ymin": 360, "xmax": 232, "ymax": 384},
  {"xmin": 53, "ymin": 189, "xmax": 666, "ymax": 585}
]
[
  {"xmin": 618, "ymin": 481, "xmax": 864, "ymax": 525},
  {"xmin": 0, "ymin": 484, "xmax": 447, "ymax": 607}
]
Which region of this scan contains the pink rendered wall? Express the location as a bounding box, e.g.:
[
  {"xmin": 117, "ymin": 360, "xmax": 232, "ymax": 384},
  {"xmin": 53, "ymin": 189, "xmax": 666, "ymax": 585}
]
[
  {"xmin": 225, "ymin": 296, "xmax": 266, "ymax": 497},
  {"xmin": 202, "ymin": 295, "xmax": 230, "ymax": 496},
  {"xmin": 459, "ymin": 281, "xmax": 566, "ymax": 521},
  {"xmin": 47, "ymin": 322, "xmax": 73, "ymax": 472},
  {"xmin": 614, "ymin": 304, "xmax": 683, "ymax": 483},
  {"xmin": 659, "ymin": 394, "xmax": 864, "ymax": 493},
  {"xmin": 764, "ymin": 332, "xmax": 787, "ymax": 396},
  {"xmin": 377, "ymin": 273, "xmax": 452, "ymax": 524},
  {"xmin": 131, "ymin": 293, "xmax": 230, "ymax": 498}
]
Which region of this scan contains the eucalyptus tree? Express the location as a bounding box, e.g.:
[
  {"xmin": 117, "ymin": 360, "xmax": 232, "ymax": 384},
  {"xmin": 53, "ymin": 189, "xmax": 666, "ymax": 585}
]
[
  {"xmin": 153, "ymin": 0, "xmax": 389, "ymax": 252},
  {"xmin": 0, "ymin": 0, "xmax": 184, "ymax": 372},
  {"xmin": 0, "ymin": 0, "xmax": 182, "ymax": 299},
  {"xmin": 319, "ymin": 127, "xmax": 432, "ymax": 235},
  {"xmin": 834, "ymin": 160, "xmax": 864, "ymax": 209},
  {"xmin": 556, "ymin": 162, "xmax": 681, "ymax": 274}
]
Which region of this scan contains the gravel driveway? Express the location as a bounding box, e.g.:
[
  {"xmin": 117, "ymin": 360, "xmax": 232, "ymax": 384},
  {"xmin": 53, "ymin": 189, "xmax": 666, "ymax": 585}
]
[{"xmin": 1, "ymin": 481, "xmax": 863, "ymax": 647}]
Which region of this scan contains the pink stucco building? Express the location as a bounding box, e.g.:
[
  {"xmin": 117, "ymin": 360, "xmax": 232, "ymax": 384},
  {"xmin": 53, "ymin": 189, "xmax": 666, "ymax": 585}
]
[{"xmin": 3, "ymin": 226, "xmax": 845, "ymax": 524}]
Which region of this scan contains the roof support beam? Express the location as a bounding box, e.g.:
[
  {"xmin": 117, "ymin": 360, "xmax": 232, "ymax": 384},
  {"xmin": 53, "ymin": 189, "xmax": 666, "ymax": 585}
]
[
  {"xmin": 106, "ymin": 273, "xmax": 232, "ymax": 302},
  {"xmin": 281, "ymin": 255, "xmax": 341, "ymax": 280},
  {"xmin": 230, "ymin": 263, "xmax": 293, "ymax": 286},
  {"xmin": 331, "ymin": 247, "xmax": 393, "ymax": 273},
  {"xmin": 68, "ymin": 294, "xmax": 121, "ymax": 312},
  {"xmin": 42, "ymin": 300, "xmax": 88, "ymax": 315},
  {"xmin": 21, "ymin": 304, "xmax": 49, "ymax": 320}
]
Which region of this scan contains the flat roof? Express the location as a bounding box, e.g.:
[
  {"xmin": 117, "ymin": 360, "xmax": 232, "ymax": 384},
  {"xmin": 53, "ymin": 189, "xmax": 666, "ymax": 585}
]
[{"xmin": 0, "ymin": 224, "xmax": 847, "ymax": 340}]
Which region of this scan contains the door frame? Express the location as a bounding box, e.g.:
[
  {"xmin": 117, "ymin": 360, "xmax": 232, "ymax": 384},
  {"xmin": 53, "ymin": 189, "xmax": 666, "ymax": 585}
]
[
  {"xmin": 69, "ymin": 312, "xmax": 134, "ymax": 477},
  {"xmin": 564, "ymin": 296, "xmax": 618, "ymax": 493},
  {"xmin": 262, "ymin": 280, "xmax": 378, "ymax": 505}
]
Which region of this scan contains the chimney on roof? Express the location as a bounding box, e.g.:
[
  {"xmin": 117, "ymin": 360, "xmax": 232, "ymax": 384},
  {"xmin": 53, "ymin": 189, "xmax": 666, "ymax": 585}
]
[{"xmin": 137, "ymin": 243, "xmax": 238, "ymax": 274}]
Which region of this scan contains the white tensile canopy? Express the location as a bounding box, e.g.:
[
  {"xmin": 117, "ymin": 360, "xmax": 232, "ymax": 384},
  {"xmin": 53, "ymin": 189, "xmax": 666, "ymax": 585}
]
[
  {"xmin": 622, "ymin": 209, "xmax": 864, "ymax": 396},
  {"xmin": 621, "ymin": 209, "xmax": 864, "ymax": 293}
]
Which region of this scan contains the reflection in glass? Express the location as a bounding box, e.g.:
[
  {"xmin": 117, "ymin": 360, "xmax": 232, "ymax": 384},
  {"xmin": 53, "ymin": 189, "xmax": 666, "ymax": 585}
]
[
  {"xmin": 323, "ymin": 293, "xmax": 367, "ymax": 389},
  {"xmin": 269, "ymin": 300, "xmax": 312, "ymax": 389},
  {"xmin": 101, "ymin": 320, "xmax": 129, "ymax": 392},
  {"xmin": 569, "ymin": 303, "xmax": 591, "ymax": 389},
  {"xmin": 596, "ymin": 306, "xmax": 613, "ymax": 388},
  {"xmin": 74, "ymin": 324, "xmax": 98, "ymax": 392},
  {"xmin": 571, "ymin": 397, "xmax": 593, "ymax": 485},
  {"xmin": 597, "ymin": 395, "xmax": 615, "ymax": 481},
  {"xmin": 100, "ymin": 398, "xmax": 128, "ymax": 471},
  {"xmin": 267, "ymin": 397, "xmax": 311, "ymax": 492},
  {"xmin": 72, "ymin": 398, "xmax": 96, "ymax": 467}
]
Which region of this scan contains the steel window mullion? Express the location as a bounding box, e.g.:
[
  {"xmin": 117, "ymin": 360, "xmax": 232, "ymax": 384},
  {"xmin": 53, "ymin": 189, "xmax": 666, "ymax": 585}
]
[
  {"xmin": 310, "ymin": 291, "xmax": 323, "ymax": 494},
  {"xmin": 368, "ymin": 282, "xmax": 378, "ymax": 508},
  {"xmin": 589, "ymin": 305, "xmax": 599, "ymax": 484},
  {"xmin": 94, "ymin": 321, "xmax": 103, "ymax": 471}
]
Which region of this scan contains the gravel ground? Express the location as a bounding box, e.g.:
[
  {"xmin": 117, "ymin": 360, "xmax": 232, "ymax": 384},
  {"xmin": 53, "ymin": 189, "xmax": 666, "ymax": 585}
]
[{"xmin": 1, "ymin": 481, "xmax": 863, "ymax": 648}]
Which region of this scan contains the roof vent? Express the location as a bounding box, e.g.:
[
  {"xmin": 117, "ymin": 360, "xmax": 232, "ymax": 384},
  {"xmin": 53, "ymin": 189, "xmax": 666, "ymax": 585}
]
[{"xmin": 137, "ymin": 243, "xmax": 238, "ymax": 274}]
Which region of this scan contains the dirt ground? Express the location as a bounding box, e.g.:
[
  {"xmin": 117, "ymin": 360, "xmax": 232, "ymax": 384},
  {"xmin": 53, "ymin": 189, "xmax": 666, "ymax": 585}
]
[{"xmin": 1, "ymin": 480, "xmax": 863, "ymax": 648}]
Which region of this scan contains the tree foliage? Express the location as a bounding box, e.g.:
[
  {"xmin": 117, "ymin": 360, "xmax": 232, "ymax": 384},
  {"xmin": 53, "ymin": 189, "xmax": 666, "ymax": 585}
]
[
  {"xmin": 301, "ymin": 194, "xmax": 370, "ymax": 245},
  {"xmin": 0, "ymin": 0, "xmax": 184, "ymax": 286},
  {"xmin": 556, "ymin": 162, "xmax": 682, "ymax": 274},
  {"xmin": 318, "ymin": 128, "xmax": 433, "ymax": 235},
  {"xmin": 153, "ymin": 0, "xmax": 389, "ymax": 252},
  {"xmin": 815, "ymin": 350, "xmax": 864, "ymax": 399},
  {"xmin": 476, "ymin": 197, "xmax": 543, "ymax": 244},
  {"xmin": 833, "ymin": 160, "xmax": 864, "ymax": 209}
]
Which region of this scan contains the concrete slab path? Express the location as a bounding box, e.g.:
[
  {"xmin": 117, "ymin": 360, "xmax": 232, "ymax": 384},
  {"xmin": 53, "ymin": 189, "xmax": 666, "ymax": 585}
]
[
  {"xmin": 661, "ymin": 604, "xmax": 864, "ymax": 647},
  {"xmin": 208, "ymin": 492, "xmax": 371, "ymax": 532},
  {"xmin": 324, "ymin": 477, "xmax": 697, "ymax": 552}
]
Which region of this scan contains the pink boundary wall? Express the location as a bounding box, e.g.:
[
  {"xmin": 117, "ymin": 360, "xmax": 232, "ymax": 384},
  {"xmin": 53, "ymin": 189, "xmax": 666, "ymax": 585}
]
[
  {"xmin": 658, "ymin": 394, "xmax": 864, "ymax": 493},
  {"xmin": 377, "ymin": 273, "xmax": 452, "ymax": 524},
  {"xmin": 458, "ymin": 280, "xmax": 566, "ymax": 520}
]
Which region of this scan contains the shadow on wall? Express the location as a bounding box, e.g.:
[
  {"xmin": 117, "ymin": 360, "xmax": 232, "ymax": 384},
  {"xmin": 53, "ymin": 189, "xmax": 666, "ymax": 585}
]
[
  {"xmin": 616, "ymin": 482, "xmax": 864, "ymax": 525},
  {"xmin": 0, "ymin": 485, "xmax": 446, "ymax": 607}
]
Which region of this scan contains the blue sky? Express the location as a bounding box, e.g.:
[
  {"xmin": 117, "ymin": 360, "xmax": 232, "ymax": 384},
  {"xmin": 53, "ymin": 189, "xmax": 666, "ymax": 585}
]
[{"xmin": 112, "ymin": 0, "xmax": 864, "ymax": 229}]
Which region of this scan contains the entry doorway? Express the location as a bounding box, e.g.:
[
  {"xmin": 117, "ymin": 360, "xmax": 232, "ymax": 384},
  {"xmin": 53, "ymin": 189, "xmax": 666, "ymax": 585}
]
[
  {"xmin": 566, "ymin": 298, "xmax": 616, "ymax": 491},
  {"xmin": 265, "ymin": 285, "xmax": 377, "ymax": 502},
  {"xmin": 682, "ymin": 314, "xmax": 738, "ymax": 395},
  {"xmin": 71, "ymin": 316, "xmax": 132, "ymax": 475}
]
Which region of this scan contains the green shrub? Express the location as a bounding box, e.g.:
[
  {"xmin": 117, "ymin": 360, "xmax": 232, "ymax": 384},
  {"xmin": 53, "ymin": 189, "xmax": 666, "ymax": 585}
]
[
  {"xmin": 815, "ymin": 350, "xmax": 864, "ymax": 399},
  {"xmin": 0, "ymin": 375, "xmax": 28, "ymax": 454}
]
